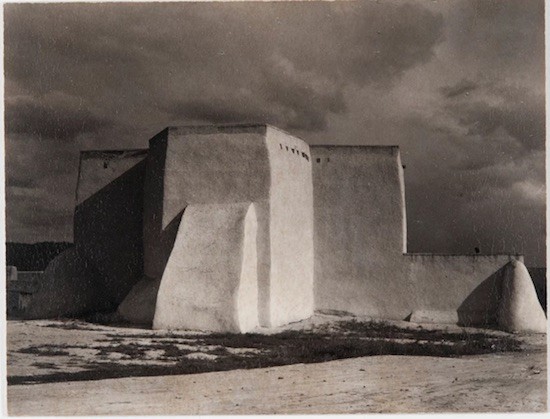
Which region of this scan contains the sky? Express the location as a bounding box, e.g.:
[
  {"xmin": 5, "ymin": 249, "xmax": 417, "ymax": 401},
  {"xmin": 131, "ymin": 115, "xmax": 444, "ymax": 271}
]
[{"xmin": 3, "ymin": 0, "xmax": 546, "ymax": 266}]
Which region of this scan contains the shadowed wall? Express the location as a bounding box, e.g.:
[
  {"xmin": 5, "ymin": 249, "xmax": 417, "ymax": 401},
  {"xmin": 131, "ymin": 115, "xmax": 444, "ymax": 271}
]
[{"xmin": 75, "ymin": 150, "xmax": 147, "ymax": 308}]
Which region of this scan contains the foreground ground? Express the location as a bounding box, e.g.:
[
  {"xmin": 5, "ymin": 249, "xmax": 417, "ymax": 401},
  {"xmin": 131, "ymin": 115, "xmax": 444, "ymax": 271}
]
[{"xmin": 6, "ymin": 314, "xmax": 547, "ymax": 414}]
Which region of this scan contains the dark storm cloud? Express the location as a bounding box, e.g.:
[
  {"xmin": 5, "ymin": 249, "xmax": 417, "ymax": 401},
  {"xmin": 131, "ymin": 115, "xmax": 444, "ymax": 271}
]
[
  {"xmin": 3, "ymin": 1, "xmax": 545, "ymax": 266},
  {"xmin": 166, "ymin": 99, "xmax": 269, "ymax": 128},
  {"xmin": 5, "ymin": 133, "xmax": 79, "ymax": 185},
  {"xmin": 445, "ymin": 86, "xmax": 545, "ymax": 153},
  {"xmin": 5, "ymin": 171, "xmax": 76, "ymax": 242},
  {"xmin": 5, "ymin": 94, "xmax": 113, "ymax": 141},
  {"xmin": 446, "ymin": 0, "xmax": 544, "ymax": 83},
  {"xmin": 4, "ymin": 1, "xmax": 443, "ymax": 132},
  {"xmin": 4, "ymin": 1, "xmax": 445, "ymax": 242},
  {"xmin": 6, "ymin": 193, "xmax": 74, "ymax": 242},
  {"xmin": 440, "ymin": 79, "xmax": 478, "ymax": 98},
  {"xmin": 406, "ymin": 150, "xmax": 545, "ymax": 264}
]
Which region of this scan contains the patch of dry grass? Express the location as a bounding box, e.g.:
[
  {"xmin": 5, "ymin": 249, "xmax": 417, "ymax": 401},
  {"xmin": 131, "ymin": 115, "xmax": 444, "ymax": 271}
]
[{"xmin": 9, "ymin": 319, "xmax": 522, "ymax": 385}]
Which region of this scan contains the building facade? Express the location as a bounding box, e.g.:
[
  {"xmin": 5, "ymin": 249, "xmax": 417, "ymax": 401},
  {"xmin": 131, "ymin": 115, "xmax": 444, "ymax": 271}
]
[{"xmin": 23, "ymin": 124, "xmax": 546, "ymax": 333}]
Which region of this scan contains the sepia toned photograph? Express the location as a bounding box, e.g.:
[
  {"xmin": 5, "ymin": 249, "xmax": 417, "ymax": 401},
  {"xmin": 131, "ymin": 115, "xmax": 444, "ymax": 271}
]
[{"xmin": 3, "ymin": 0, "xmax": 547, "ymax": 414}]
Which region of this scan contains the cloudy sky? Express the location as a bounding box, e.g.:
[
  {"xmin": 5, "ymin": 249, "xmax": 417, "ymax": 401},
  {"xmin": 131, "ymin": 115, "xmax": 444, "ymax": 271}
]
[{"xmin": 4, "ymin": 0, "xmax": 546, "ymax": 266}]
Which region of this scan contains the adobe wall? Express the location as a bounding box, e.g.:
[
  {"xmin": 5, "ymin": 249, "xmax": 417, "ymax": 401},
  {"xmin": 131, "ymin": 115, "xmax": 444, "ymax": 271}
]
[
  {"xmin": 498, "ymin": 259, "xmax": 547, "ymax": 333},
  {"xmin": 142, "ymin": 126, "xmax": 270, "ymax": 282},
  {"xmin": 23, "ymin": 248, "xmax": 110, "ymax": 319},
  {"xmin": 153, "ymin": 203, "xmax": 259, "ymax": 333},
  {"xmin": 142, "ymin": 125, "xmax": 314, "ymax": 329},
  {"xmin": 265, "ymin": 127, "xmax": 314, "ymax": 326},
  {"xmin": 75, "ymin": 150, "xmax": 148, "ymax": 307},
  {"xmin": 311, "ymin": 145, "xmax": 531, "ymax": 327},
  {"xmin": 76, "ymin": 150, "xmax": 148, "ymax": 204},
  {"xmin": 312, "ymin": 146, "xmax": 408, "ymax": 318},
  {"xmin": 404, "ymin": 253, "xmax": 523, "ymax": 326},
  {"xmin": 31, "ymin": 123, "xmax": 539, "ymax": 332}
]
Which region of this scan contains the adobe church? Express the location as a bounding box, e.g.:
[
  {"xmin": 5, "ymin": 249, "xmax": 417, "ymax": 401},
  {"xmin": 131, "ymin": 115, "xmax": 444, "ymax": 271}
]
[{"xmin": 26, "ymin": 124, "xmax": 546, "ymax": 333}]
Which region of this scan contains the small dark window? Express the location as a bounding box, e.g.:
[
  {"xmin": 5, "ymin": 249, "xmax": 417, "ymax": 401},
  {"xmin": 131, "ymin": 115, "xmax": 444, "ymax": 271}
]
[
  {"xmin": 291, "ymin": 149, "xmax": 295, "ymax": 154},
  {"xmin": 280, "ymin": 144, "xmax": 283, "ymax": 149},
  {"xmin": 316, "ymin": 158, "xmax": 321, "ymax": 163},
  {"xmin": 286, "ymin": 146, "xmax": 289, "ymax": 151},
  {"xmin": 103, "ymin": 161, "xmax": 108, "ymax": 169},
  {"xmin": 327, "ymin": 157, "xmax": 330, "ymax": 162}
]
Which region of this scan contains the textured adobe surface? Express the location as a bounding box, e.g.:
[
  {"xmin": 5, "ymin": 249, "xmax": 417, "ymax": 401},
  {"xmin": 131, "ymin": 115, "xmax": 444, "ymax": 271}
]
[
  {"xmin": 75, "ymin": 150, "xmax": 147, "ymax": 307},
  {"xmin": 142, "ymin": 126, "xmax": 270, "ymax": 282},
  {"xmin": 265, "ymin": 127, "xmax": 314, "ymax": 326},
  {"xmin": 153, "ymin": 203, "xmax": 259, "ymax": 333},
  {"xmin": 24, "ymin": 248, "xmax": 108, "ymax": 319},
  {"xmin": 143, "ymin": 125, "xmax": 313, "ymax": 329},
  {"xmin": 117, "ymin": 276, "xmax": 161, "ymax": 326},
  {"xmin": 312, "ymin": 146, "xmax": 407, "ymax": 317},
  {"xmin": 498, "ymin": 260, "xmax": 547, "ymax": 333},
  {"xmin": 311, "ymin": 145, "xmax": 537, "ymax": 329},
  {"xmin": 406, "ymin": 254, "xmax": 522, "ymax": 326}
]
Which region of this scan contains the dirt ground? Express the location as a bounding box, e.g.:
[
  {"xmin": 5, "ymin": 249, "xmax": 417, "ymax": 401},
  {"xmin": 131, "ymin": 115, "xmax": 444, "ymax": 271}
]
[{"xmin": 5, "ymin": 316, "xmax": 547, "ymax": 414}]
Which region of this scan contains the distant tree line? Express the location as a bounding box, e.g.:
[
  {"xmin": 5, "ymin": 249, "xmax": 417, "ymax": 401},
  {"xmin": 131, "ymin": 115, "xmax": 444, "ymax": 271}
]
[{"xmin": 6, "ymin": 242, "xmax": 73, "ymax": 271}]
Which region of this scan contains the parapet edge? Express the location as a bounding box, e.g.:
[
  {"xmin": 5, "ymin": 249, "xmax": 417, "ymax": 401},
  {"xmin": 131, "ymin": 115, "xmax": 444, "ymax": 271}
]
[
  {"xmin": 265, "ymin": 125, "xmax": 310, "ymax": 146},
  {"xmin": 166, "ymin": 123, "xmax": 268, "ymax": 135},
  {"xmin": 146, "ymin": 124, "xmax": 270, "ymax": 147}
]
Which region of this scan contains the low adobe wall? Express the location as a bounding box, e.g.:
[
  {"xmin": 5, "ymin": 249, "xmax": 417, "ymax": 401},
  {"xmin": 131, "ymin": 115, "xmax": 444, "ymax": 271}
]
[
  {"xmin": 22, "ymin": 248, "xmax": 110, "ymax": 319},
  {"xmin": 404, "ymin": 253, "xmax": 523, "ymax": 326}
]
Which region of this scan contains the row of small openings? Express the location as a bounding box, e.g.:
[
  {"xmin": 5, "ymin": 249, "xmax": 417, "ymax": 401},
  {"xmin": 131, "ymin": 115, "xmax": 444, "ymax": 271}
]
[
  {"xmin": 316, "ymin": 157, "xmax": 330, "ymax": 163},
  {"xmin": 279, "ymin": 143, "xmax": 310, "ymax": 162}
]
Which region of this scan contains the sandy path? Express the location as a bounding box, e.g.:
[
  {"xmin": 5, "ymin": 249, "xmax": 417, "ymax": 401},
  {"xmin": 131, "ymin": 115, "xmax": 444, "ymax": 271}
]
[{"xmin": 8, "ymin": 350, "xmax": 546, "ymax": 415}]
